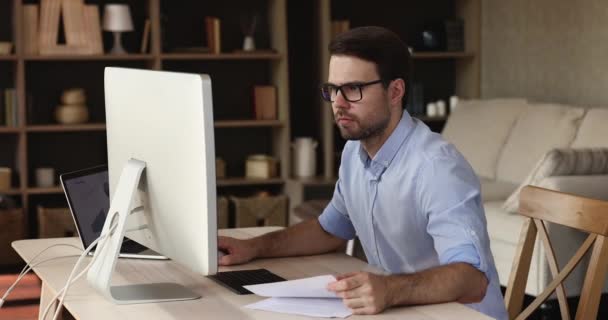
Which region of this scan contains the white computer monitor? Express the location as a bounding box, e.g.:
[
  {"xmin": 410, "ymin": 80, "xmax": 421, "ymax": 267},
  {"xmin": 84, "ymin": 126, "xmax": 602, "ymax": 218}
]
[{"xmin": 87, "ymin": 67, "xmax": 217, "ymax": 304}]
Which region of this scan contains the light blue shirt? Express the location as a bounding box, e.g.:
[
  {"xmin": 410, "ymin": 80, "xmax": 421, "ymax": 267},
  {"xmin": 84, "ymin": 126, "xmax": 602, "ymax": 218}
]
[{"xmin": 319, "ymin": 111, "xmax": 507, "ymax": 320}]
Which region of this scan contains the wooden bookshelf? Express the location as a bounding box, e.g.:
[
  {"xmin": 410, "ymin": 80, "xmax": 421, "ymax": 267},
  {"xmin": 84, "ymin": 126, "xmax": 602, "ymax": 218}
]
[
  {"xmin": 0, "ymin": 127, "xmax": 21, "ymax": 133},
  {"xmin": 25, "ymin": 187, "xmax": 62, "ymax": 195},
  {"xmin": 161, "ymin": 52, "xmax": 282, "ymax": 61},
  {"xmin": 412, "ymin": 52, "xmax": 475, "ymax": 59},
  {"xmin": 24, "ymin": 54, "xmax": 155, "ymax": 61},
  {"xmin": 316, "ymin": 0, "xmax": 481, "ymax": 180},
  {"xmin": 215, "ymin": 120, "xmax": 284, "ymax": 128},
  {"xmin": 217, "ymin": 178, "xmax": 285, "ymax": 187},
  {"xmin": 415, "ymin": 116, "xmax": 448, "ymax": 122},
  {"xmin": 26, "ymin": 123, "xmax": 106, "ymax": 132},
  {"xmin": 0, "ymin": 188, "xmax": 23, "ymax": 195},
  {"xmin": 0, "ymin": 0, "xmax": 292, "ymax": 246}
]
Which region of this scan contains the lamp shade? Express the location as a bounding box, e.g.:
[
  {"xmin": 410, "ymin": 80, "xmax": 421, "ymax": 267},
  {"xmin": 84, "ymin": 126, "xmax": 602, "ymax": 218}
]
[{"xmin": 102, "ymin": 4, "xmax": 134, "ymax": 32}]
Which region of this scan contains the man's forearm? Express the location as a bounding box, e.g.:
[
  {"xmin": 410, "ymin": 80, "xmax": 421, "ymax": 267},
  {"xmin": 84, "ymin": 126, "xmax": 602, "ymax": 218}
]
[
  {"xmin": 251, "ymin": 218, "xmax": 346, "ymax": 258},
  {"xmin": 386, "ymin": 262, "xmax": 488, "ymax": 306}
]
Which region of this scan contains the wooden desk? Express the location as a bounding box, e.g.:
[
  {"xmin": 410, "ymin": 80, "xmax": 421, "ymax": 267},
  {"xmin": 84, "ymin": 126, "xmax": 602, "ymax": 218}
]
[{"xmin": 12, "ymin": 227, "xmax": 491, "ymax": 319}]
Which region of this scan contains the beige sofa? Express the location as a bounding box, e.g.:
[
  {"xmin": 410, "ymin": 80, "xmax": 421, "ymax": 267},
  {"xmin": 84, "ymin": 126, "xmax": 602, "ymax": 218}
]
[{"xmin": 442, "ymin": 98, "xmax": 608, "ymax": 297}]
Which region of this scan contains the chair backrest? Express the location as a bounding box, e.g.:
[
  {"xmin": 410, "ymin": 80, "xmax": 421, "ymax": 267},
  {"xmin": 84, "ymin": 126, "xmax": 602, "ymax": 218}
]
[{"xmin": 504, "ymin": 186, "xmax": 608, "ymax": 320}]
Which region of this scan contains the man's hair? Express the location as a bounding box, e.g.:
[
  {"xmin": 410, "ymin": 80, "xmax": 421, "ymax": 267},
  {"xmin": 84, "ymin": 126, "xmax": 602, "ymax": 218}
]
[{"xmin": 329, "ymin": 26, "xmax": 411, "ymax": 106}]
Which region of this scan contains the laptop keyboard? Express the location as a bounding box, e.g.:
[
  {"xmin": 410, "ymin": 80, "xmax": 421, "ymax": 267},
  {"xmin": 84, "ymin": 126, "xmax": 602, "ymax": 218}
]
[{"xmin": 209, "ymin": 269, "xmax": 286, "ymax": 295}]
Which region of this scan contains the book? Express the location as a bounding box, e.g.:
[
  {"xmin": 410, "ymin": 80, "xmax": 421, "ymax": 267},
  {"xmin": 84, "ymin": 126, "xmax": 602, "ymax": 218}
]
[
  {"xmin": 23, "ymin": 5, "xmax": 39, "ymax": 55},
  {"xmin": 331, "ymin": 20, "xmax": 350, "ymax": 39},
  {"xmin": 205, "ymin": 16, "xmax": 221, "ymax": 54},
  {"xmin": 253, "ymin": 86, "xmax": 277, "ymax": 120},
  {"xmin": 83, "ymin": 5, "xmax": 103, "ymax": 54},
  {"xmin": 140, "ymin": 19, "xmax": 151, "ymax": 53},
  {"xmin": 62, "ymin": 0, "xmax": 87, "ymax": 48}
]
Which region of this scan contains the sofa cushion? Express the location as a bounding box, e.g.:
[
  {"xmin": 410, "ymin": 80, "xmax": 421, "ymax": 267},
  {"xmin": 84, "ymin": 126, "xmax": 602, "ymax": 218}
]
[
  {"xmin": 484, "ymin": 201, "xmax": 525, "ymax": 244},
  {"xmin": 496, "ymin": 103, "xmax": 586, "ymax": 184},
  {"xmin": 571, "ymin": 108, "xmax": 608, "ymax": 148},
  {"xmin": 479, "ymin": 178, "xmax": 519, "ymax": 202},
  {"xmin": 442, "ymin": 98, "xmax": 527, "ymax": 180},
  {"xmin": 502, "ymin": 148, "xmax": 608, "ymax": 212}
]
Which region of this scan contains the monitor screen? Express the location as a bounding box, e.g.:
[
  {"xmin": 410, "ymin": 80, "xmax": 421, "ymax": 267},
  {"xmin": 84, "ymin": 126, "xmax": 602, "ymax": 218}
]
[{"xmin": 104, "ymin": 67, "xmax": 218, "ymax": 276}]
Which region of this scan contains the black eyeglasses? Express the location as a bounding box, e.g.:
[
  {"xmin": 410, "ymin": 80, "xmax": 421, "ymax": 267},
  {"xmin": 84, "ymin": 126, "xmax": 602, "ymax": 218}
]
[{"xmin": 320, "ymin": 79, "xmax": 383, "ymax": 102}]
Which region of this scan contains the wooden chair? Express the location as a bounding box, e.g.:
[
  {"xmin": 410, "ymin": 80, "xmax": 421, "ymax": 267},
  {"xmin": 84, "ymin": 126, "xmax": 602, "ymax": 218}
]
[{"xmin": 504, "ymin": 186, "xmax": 608, "ymax": 320}]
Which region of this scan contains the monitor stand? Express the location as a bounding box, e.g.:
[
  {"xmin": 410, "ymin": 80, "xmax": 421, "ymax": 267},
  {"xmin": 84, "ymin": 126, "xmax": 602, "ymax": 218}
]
[{"xmin": 86, "ymin": 158, "xmax": 201, "ymax": 304}]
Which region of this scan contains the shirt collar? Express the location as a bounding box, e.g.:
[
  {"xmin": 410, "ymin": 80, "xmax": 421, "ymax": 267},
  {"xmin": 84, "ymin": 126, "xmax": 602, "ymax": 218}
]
[{"xmin": 358, "ymin": 112, "xmax": 416, "ymax": 178}]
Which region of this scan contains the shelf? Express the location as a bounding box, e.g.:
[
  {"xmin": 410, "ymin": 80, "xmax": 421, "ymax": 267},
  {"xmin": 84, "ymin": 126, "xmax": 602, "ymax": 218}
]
[
  {"xmin": 24, "ymin": 54, "xmax": 155, "ymax": 61},
  {"xmin": 412, "ymin": 52, "xmax": 474, "ymax": 59},
  {"xmin": 25, "ymin": 121, "xmax": 283, "ymax": 131},
  {"xmin": 416, "ymin": 116, "xmax": 448, "ymax": 122},
  {"xmin": 0, "ymin": 55, "xmax": 17, "ymax": 61},
  {"xmin": 27, "ymin": 123, "xmax": 106, "ymax": 132},
  {"xmin": 161, "ymin": 52, "xmax": 282, "ymax": 61},
  {"xmin": 288, "ymin": 177, "xmax": 337, "ymax": 186},
  {"xmin": 0, "ymin": 127, "xmax": 21, "ymax": 133},
  {"xmin": 215, "ymin": 120, "xmax": 284, "ymax": 128},
  {"xmin": 0, "ymin": 188, "xmax": 23, "ymax": 195},
  {"xmin": 26, "ymin": 180, "xmax": 285, "ymax": 191},
  {"xmin": 217, "ymin": 178, "xmax": 285, "ymax": 186},
  {"xmin": 26, "ymin": 187, "xmax": 62, "ymax": 195}
]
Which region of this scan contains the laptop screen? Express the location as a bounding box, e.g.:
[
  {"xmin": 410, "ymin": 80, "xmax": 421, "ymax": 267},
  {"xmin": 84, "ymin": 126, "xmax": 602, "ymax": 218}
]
[{"xmin": 61, "ymin": 165, "xmax": 110, "ymax": 248}]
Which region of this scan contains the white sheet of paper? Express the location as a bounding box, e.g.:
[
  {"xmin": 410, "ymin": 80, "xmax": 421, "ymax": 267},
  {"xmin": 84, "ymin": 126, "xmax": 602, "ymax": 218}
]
[
  {"xmin": 244, "ymin": 274, "xmax": 338, "ymax": 298},
  {"xmin": 245, "ymin": 297, "xmax": 352, "ymax": 318}
]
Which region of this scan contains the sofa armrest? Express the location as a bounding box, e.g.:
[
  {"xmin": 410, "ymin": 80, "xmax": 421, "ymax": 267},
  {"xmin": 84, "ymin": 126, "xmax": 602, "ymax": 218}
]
[{"xmin": 538, "ymin": 174, "xmax": 608, "ymax": 201}]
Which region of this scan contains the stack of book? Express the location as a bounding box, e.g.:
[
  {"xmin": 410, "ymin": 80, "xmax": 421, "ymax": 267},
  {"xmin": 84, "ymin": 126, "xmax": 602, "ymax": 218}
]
[
  {"xmin": 205, "ymin": 16, "xmax": 221, "ymax": 54},
  {"xmin": 24, "ymin": 0, "xmax": 103, "ymax": 56},
  {"xmin": 1, "ymin": 89, "xmax": 18, "ymax": 127}
]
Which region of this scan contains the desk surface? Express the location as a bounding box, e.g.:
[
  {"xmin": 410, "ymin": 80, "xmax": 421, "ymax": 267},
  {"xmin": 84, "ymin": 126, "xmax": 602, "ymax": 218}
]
[{"xmin": 13, "ymin": 227, "xmax": 491, "ymax": 319}]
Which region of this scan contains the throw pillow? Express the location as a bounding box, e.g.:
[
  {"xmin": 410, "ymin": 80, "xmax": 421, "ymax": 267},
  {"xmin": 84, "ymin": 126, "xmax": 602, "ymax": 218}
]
[{"xmin": 502, "ymin": 148, "xmax": 608, "ymax": 213}]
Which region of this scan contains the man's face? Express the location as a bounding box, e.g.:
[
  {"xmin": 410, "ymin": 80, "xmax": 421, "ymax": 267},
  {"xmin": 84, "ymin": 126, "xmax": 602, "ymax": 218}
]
[{"xmin": 328, "ymin": 55, "xmax": 391, "ymax": 141}]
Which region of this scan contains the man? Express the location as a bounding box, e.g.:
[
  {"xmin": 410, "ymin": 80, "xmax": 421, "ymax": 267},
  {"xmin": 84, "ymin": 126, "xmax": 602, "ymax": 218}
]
[{"xmin": 219, "ymin": 26, "xmax": 507, "ymax": 319}]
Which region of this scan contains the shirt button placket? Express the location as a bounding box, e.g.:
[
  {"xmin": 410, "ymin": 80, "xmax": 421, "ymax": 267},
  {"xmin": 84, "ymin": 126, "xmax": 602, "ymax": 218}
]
[{"xmin": 369, "ymin": 179, "xmax": 383, "ymax": 269}]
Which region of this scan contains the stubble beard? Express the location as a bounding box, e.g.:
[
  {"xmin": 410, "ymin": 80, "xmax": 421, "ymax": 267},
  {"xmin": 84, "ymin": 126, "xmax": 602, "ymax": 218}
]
[{"xmin": 335, "ymin": 111, "xmax": 390, "ymax": 141}]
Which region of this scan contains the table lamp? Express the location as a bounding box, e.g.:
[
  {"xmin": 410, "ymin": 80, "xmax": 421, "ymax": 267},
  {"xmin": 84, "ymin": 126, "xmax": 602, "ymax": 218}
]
[{"xmin": 102, "ymin": 4, "xmax": 134, "ymax": 54}]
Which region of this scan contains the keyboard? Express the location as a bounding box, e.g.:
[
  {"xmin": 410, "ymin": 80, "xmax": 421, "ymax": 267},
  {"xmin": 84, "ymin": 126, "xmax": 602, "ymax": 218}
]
[{"xmin": 210, "ymin": 269, "xmax": 286, "ymax": 295}]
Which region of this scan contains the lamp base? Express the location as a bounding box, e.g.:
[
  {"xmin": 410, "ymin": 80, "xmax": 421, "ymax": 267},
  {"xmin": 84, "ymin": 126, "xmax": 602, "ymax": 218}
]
[{"xmin": 109, "ymin": 32, "xmax": 127, "ymax": 55}]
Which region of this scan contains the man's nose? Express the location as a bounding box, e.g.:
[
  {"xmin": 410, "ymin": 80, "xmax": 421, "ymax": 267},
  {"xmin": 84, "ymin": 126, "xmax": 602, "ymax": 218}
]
[{"xmin": 332, "ymin": 89, "xmax": 350, "ymax": 109}]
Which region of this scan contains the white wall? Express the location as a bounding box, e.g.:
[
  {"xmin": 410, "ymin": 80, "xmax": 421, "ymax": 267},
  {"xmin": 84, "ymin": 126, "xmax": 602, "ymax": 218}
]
[{"xmin": 482, "ymin": 0, "xmax": 608, "ymax": 107}]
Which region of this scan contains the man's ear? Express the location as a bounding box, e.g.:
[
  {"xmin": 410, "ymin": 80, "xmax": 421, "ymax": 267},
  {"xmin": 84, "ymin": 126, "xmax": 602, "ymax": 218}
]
[{"xmin": 389, "ymin": 79, "xmax": 406, "ymax": 108}]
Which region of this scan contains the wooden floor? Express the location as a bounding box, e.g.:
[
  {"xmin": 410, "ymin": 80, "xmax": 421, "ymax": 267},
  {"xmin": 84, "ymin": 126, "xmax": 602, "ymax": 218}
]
[{"xmin": 0, "ymin": 273, "xmax": 41, "ymax": 320}]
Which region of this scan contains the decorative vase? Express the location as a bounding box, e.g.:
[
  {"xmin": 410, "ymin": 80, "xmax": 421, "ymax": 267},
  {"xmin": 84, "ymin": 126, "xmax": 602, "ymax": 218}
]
[
  {"xmin": 55, "ymin": 104, "xmax": 89, "ymax": 124},
  {"xmin": 243, "ymin": 36, "xmax": 255, "ymax": 51}
]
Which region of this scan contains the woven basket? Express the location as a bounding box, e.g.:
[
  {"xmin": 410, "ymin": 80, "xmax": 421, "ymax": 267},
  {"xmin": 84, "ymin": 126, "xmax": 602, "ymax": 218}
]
[
  {"xmin": 0, "ymin": 208, "xmax": 25, "ymax": 265},
  {"xmin": 217, "ymin": 196, "xmax": 229, "ymax": 229},
  {"xmin": 37, "ymin": 206, "xmax": 77, "ymax": 238},
  {"xmin": 230, "ymin": 195, "xmax": 288, "ymax": 228}
]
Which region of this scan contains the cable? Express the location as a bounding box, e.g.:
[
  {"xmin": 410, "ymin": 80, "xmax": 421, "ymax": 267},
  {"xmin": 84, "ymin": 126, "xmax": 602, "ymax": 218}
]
[
  {"xmin": 0, "ymin": 253, "xmax": 81, "ymax": 307},
  {"xmin": 0, "ymin": 244, "xmax": 83, "ymax": 309},
  {"xmin": 43, "ymin": 211, "xmax": 149, "ymax": 320},
  {"xmin": 43, "ymin": 213, "xmax": 120, "ymax": 320}
]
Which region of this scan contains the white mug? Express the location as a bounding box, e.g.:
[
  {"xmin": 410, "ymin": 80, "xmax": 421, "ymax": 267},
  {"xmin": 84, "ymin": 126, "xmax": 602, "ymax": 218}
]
[
  {"xmin": 36, "ymin": 167, "xmax": 55, "ymax": 188},
  {"xmin": 426, "ymin": 103, "xmax": 438, "ymax": 117},
  {"xmin": 436, "ymin": 100, "xmax": 446, "ymax": 117}
]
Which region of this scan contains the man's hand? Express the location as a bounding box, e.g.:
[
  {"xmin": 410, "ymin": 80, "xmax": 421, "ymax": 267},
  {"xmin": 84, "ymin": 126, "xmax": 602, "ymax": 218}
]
[
  {"xmin": 327, "ymin": 272, "xmax": 392, "ymax": 315},
  {"xmin": 217, "ymin": 236, "xmax": 259, "ymax": 266}
]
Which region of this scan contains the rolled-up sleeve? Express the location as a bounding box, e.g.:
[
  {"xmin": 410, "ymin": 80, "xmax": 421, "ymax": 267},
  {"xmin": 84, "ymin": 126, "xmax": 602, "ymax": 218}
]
[
  {"xmin": 416, "ymin": 153, "xmax": 491, "ymax": 275},
  {"xmin": 318, "ymin": 179, "xmax": 356, "ymax": 240}
]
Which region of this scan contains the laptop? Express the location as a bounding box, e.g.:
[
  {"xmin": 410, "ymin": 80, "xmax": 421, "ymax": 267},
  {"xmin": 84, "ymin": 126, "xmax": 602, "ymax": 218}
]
[{"xmin": 60, "ymin": 165, "xmax": 167, "ymax": 260}]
